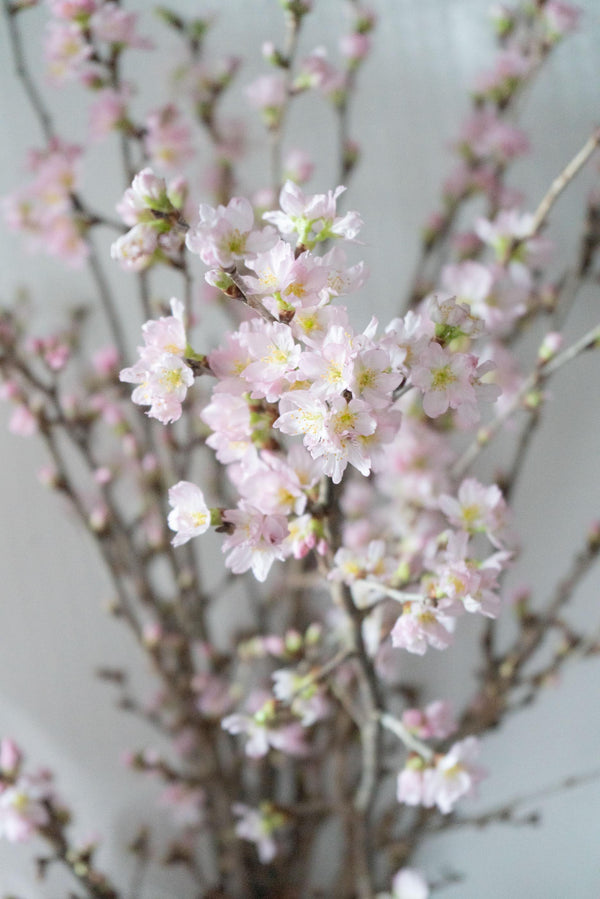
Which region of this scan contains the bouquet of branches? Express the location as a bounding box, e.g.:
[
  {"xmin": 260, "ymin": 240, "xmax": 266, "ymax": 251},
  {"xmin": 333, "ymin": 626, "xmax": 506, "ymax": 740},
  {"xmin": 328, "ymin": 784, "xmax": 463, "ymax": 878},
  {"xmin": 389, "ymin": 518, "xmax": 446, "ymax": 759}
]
[{"xmin": 1, "ymin": 1, "xmax": 599, "ymax": 896}]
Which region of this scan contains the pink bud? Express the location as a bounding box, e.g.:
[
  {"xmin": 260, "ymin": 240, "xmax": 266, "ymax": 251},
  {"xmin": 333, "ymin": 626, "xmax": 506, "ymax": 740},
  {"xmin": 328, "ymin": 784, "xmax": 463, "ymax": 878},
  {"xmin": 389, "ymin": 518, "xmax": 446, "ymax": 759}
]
[{"xmin": 0, "ymin": 739, "xmax": 22, "ymax": 776}]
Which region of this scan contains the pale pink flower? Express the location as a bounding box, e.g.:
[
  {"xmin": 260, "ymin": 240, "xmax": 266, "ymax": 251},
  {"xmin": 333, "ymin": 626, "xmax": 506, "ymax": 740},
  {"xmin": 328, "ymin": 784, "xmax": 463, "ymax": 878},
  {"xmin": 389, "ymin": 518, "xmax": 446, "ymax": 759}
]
[
  {"xmin": 410, "ymin": 343, "xmax": 478, "ymax": 420},
  {"xmin": 0, "ymin": 777, "xmax": 50, "ymax": 843},
  {"xmin": 297, "ymin": 326, "xmax": 354, "ymax": 397},
  {"xmin": 330, "ymin": 539, "xmax": 388, "ymax": 585},
  {"xmin": 402, "ymin": 701, "xmax": 457, "ymax": 741},
  {"xmin": 479, "ymin": 341, "xmax": 523, "ymax": 414},
  {"xmin": 291, "ymin": 303, "xmax": 349, "ymax": 347},
  {"xmin": 284, "ymin": 513, "xmax": 324, "ymax": 559},
  {"xmin": 283, "ymin": 148, "xmax": 314, "ymax": 184},
  {"xmin": 45, "ymin": 214, "xmax": 89, "ymax": 267},
  {"xmin": 8, "ymin": 405, "xmax": 38, "ymax": 437},
  {"xmin": 423, "ymin": 737, "xmax": 486, "ymax": 814},
  {"xmin": 110, "ymin": 223, "xmax": 158, "ymax": 271},
  {"xmin": 321, "ymin": 395, "xmax": 378, "ymax": 482},
  {"xmin": 89, "ymin": 2, "xmax": 151, "ymax": 48},
  {"xmin": 383, "ymin": 311, "xmax": 433, "ymax": 372},
  {"xmin": 141, "ymin": 298, "xmax": 187, "ymax": 357},
  {"xmin": 440, "ymin": 260, "xmax": 502, "ymax": 327},
  {"xmin": 48, "ymin": 0, "xmax": 97, "ymax": 18},
  {"xmin": 158, "ymin": 784, "xmax": 204, "ymax": 828},
  {"xmin": 457, "ymin": 109, "xmax": 529, "ymax": 163},
  {"xmin": 222, "ymin": 504, "xmax": 289, "ymax": 581},
  {"xmin": 168, "ymin": 481, "xmax": 211, "ymax": 547},
  {"xmin": 144, "ymin": 105, "xmax": 193, "ymax": 172},
  {"xmin": 233, "ymin": 802, "xmax": 286, "ymax": 863},
  {"xmin": 543, "ymin": 1, "xmax": 581, "ymax": 39},
  {"xmin": 0, "ymin": 740, "xmax": 22, "ymax": 777},
  {"xmin": 246, "ymin": 73, "xmax": 286, "ymax": 110},
  {"xmin": 439, "ymin": 478, "xmax": 509, "ymax": 547},
  {"xmin": 317, "ymin": 246, "xmax": 368, "ymax": 299},
  {"xmin": 120, "ymin": 350, "xmax": 193, "ymax": 425},
  {"xmin": 186, "ymin": 196, "xmax": 277, "ymax": 268},
  {"xmin": 242, "ymin": 322, "xmax": 302, "ymax": 402},
  {"xmin": 378, "ymin": 868, "xmax": 429, "ymax": 899},
  {"xmin": 295, "ymin": 48, "xmax": 341, "ymax": 93},
  {"xmin": 193, "ymin": 673, "xmax": 236, "ymax": 719},
  {"xmin": 232, "ymin": 451, "xmax": 309, "ymax": 517},
  {"xmin": 243, "ymin": 241, "xmax": 329, "ymax": 312},
  {"xmin": 264, "ymin": 181, "xmax": 362, "ymax": 246},
  {"xmin": 272, "ymin": 668, "xmax": 330, "ymax": 726},
  {"xmin": 202, "ymin": 393, "xmax": 254, "ymax": 464},
  {"xmin": 116, "ymin": 168, "xmax": 172, "ymax": 225},
  {"xmin": 474, "ymin": 47, "xmax": 531, "ymax": 99},
  {"xmin": 475, "ymin": 209, "xmax": 552, "ymax": 287},
  {"xmin": 351, "ymin": 347, "xmax": 403, "ymax": 407},
  {"xmin": 92, "ymin": 344, "xmax": 120, "ymax": 376},
  {"xmin": 89, "ymin": 86, "xmax": 130, "ymax": 140},
  {"xmin": 396, "ymin": 763, "xmax": 427, "ymax": 807},
  {"xmin": 390, "ymin": 602, "xmax": 455, "ymax": 655},
  {"xmin": 44, "ymin": 20, "xmax": 92, "ymax": 83},
  {"xmin": 223, "ymin": 705, "xmax": 307, "ymax": 758},
  {"xmin": 427, "ymin": 293, "xmax": 484, "ymax": 339},
  {"xmin": 274, "ymin": 389, "xmax": 328, "ymax": 447},
  {"xmin": 340, "ymin": 32, "xmax": 371, "ymax": 62}
]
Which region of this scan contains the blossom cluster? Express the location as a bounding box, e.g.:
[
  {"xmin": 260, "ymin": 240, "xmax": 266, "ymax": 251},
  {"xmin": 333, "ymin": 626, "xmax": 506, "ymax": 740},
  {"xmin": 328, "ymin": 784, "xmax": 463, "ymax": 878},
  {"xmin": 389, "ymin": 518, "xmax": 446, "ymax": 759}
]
[
  {"xmin": 0, "ymin": 739, "xmax": 52, "ymax": 843},
  {"xmin": 2, "ymin": 139, "xmax": 88, "ymax": 267}
]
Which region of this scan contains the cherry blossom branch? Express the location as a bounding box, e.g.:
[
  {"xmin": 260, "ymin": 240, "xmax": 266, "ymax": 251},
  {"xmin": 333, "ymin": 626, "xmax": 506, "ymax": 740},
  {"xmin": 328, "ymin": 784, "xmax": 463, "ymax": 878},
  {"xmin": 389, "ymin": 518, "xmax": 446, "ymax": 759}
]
[
  {"xmin": 225, "ymin": 266, "xmax": 278, "ymax": 322},
  {"xmin": 38, "ymin": 803, "xmax": 121, "ymax": 899},
  {"xmin": 452, "ymin": 322, "xmax": 600, "ymax": 479},
  {"xmin": 526, "ymin": 128, "xmax": 600, "ymax": 238},
  {"xmin": 434, "ymin": 767, "xmax": 600, "ymax": 833},
  {"xmin": 86, "ymin": 241, "xmax": 129, "ymax": 360},
  {"xmin": 460, "ymin": 526, "xmax": 600, "ymax": 738},
  {"xmin": 402, "ymin": 7, "xmax": 571, "ymax": 312},
  {"xmin": 379, "ymin": 713, "xmax": 434, "ymax": 762},
  {"xmin": 268, "ymin": 7, "xmax": 303, "ymax": 193},
  {"xmin": 3, "ymin": 0, "xmax": 54, "ymax": 143},
  {"xmin": 4, "ymin": 3, "xmax": 131, "ymax": 360}
]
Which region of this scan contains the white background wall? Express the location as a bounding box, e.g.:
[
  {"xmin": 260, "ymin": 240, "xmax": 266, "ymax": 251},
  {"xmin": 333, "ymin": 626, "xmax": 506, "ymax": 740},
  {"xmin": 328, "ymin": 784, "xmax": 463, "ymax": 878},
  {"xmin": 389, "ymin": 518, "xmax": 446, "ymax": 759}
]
[{"xmin": 0, "ymin": 1, "xmax": 599, "ymax": 896}]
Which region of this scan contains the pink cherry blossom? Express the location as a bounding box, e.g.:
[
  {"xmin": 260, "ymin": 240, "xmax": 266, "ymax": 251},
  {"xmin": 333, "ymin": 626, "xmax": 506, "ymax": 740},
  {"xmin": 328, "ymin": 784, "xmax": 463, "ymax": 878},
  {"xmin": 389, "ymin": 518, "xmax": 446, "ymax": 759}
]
[
  {"xmin": 402, "ymin": 701, "xmax": 457, "ymax": 741},
  {"xmin": 89, "ymin": 2, "xmax": 151, "ymax": 49},
  {"xmin": 233, "ymin": 802, "xmax": 286, "ymax": 863},
  {"xmin": 390, "ymin": 602, "xmax": 455, "ymax": 655},
  {"xmin": 378, "ymin": 868, "xmax": 429, "ymax": 899},
  {"xmin": 0, "ymin": 740, "xmax": 22, "ymax": 777},
  {"xmin": 89, "ymin": 86, "xmax": 130, "ymax": 141},
  {"xmin": 110, "ymin": 223, "xmax": 158, "ymax": 272},
  {"xmin": 245, "ymin": 74, "xmax": 287, "ymax": 125},
  {"xmin": 283, "ymin": 148, "xmax": 314, "ymax": 184},
  {"xmin": 44, "ymin": 20, "xmax": 92, "ymax": 84},
  {"xmin": 439, "ymin": 477, "xmax": 510, "ymax": 547},
  {"xmin": 144, "ymin": 105, "xmax": 194, "ymax": 172},
  {"xmin": 168, "ymin": 481, "xmax": 211, "ymax": 547},
  {"xmin": 222, "ymin": 504, "xmax": 289, "ymax": 581},
  {"xmin": 0, "ymin": 776, "xmax": 50, "ymax": 843},
  {"xmin": 201, "ymin": 393, "xmax": 255, "ymax": 464},
  {"xmin": 409, "ymin": 343, "xmax": 478, "ymax": 420},
  {"xmin": 186, "ymin": 196, "xmax": 277, "ymax": 268},
  {"xmin": 263, "ymin": 181, "xmax": 362, "ymax": 247},
  {"xmin": 422, "ymin": 737, "xmax": 486, "ymax": 814}
]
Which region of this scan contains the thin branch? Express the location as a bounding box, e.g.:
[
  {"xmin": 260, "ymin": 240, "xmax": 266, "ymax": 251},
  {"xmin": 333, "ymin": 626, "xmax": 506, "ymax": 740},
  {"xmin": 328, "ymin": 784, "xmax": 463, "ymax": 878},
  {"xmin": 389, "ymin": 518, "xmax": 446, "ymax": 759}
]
[
  {"xmin": 453, "ymin": 322, "xmax": 600, "ymax": 479},
  {"xmin": 3, "ymin": 0, "xmax": 55, "ymax": 143},
  {"xmin": 435, "ymin": 767, "xmax": 600, "ymax": 833},
  {"xmin": 527, "ymin": 128, "xmax": 600, "ymax": 238},
  {"xmin": 380, "ymin": 712, "xmax": 434, "ymax": 762},
  {"xmin": 86, "ymin": 240, "xmax": 129, "ymax": 360}
]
